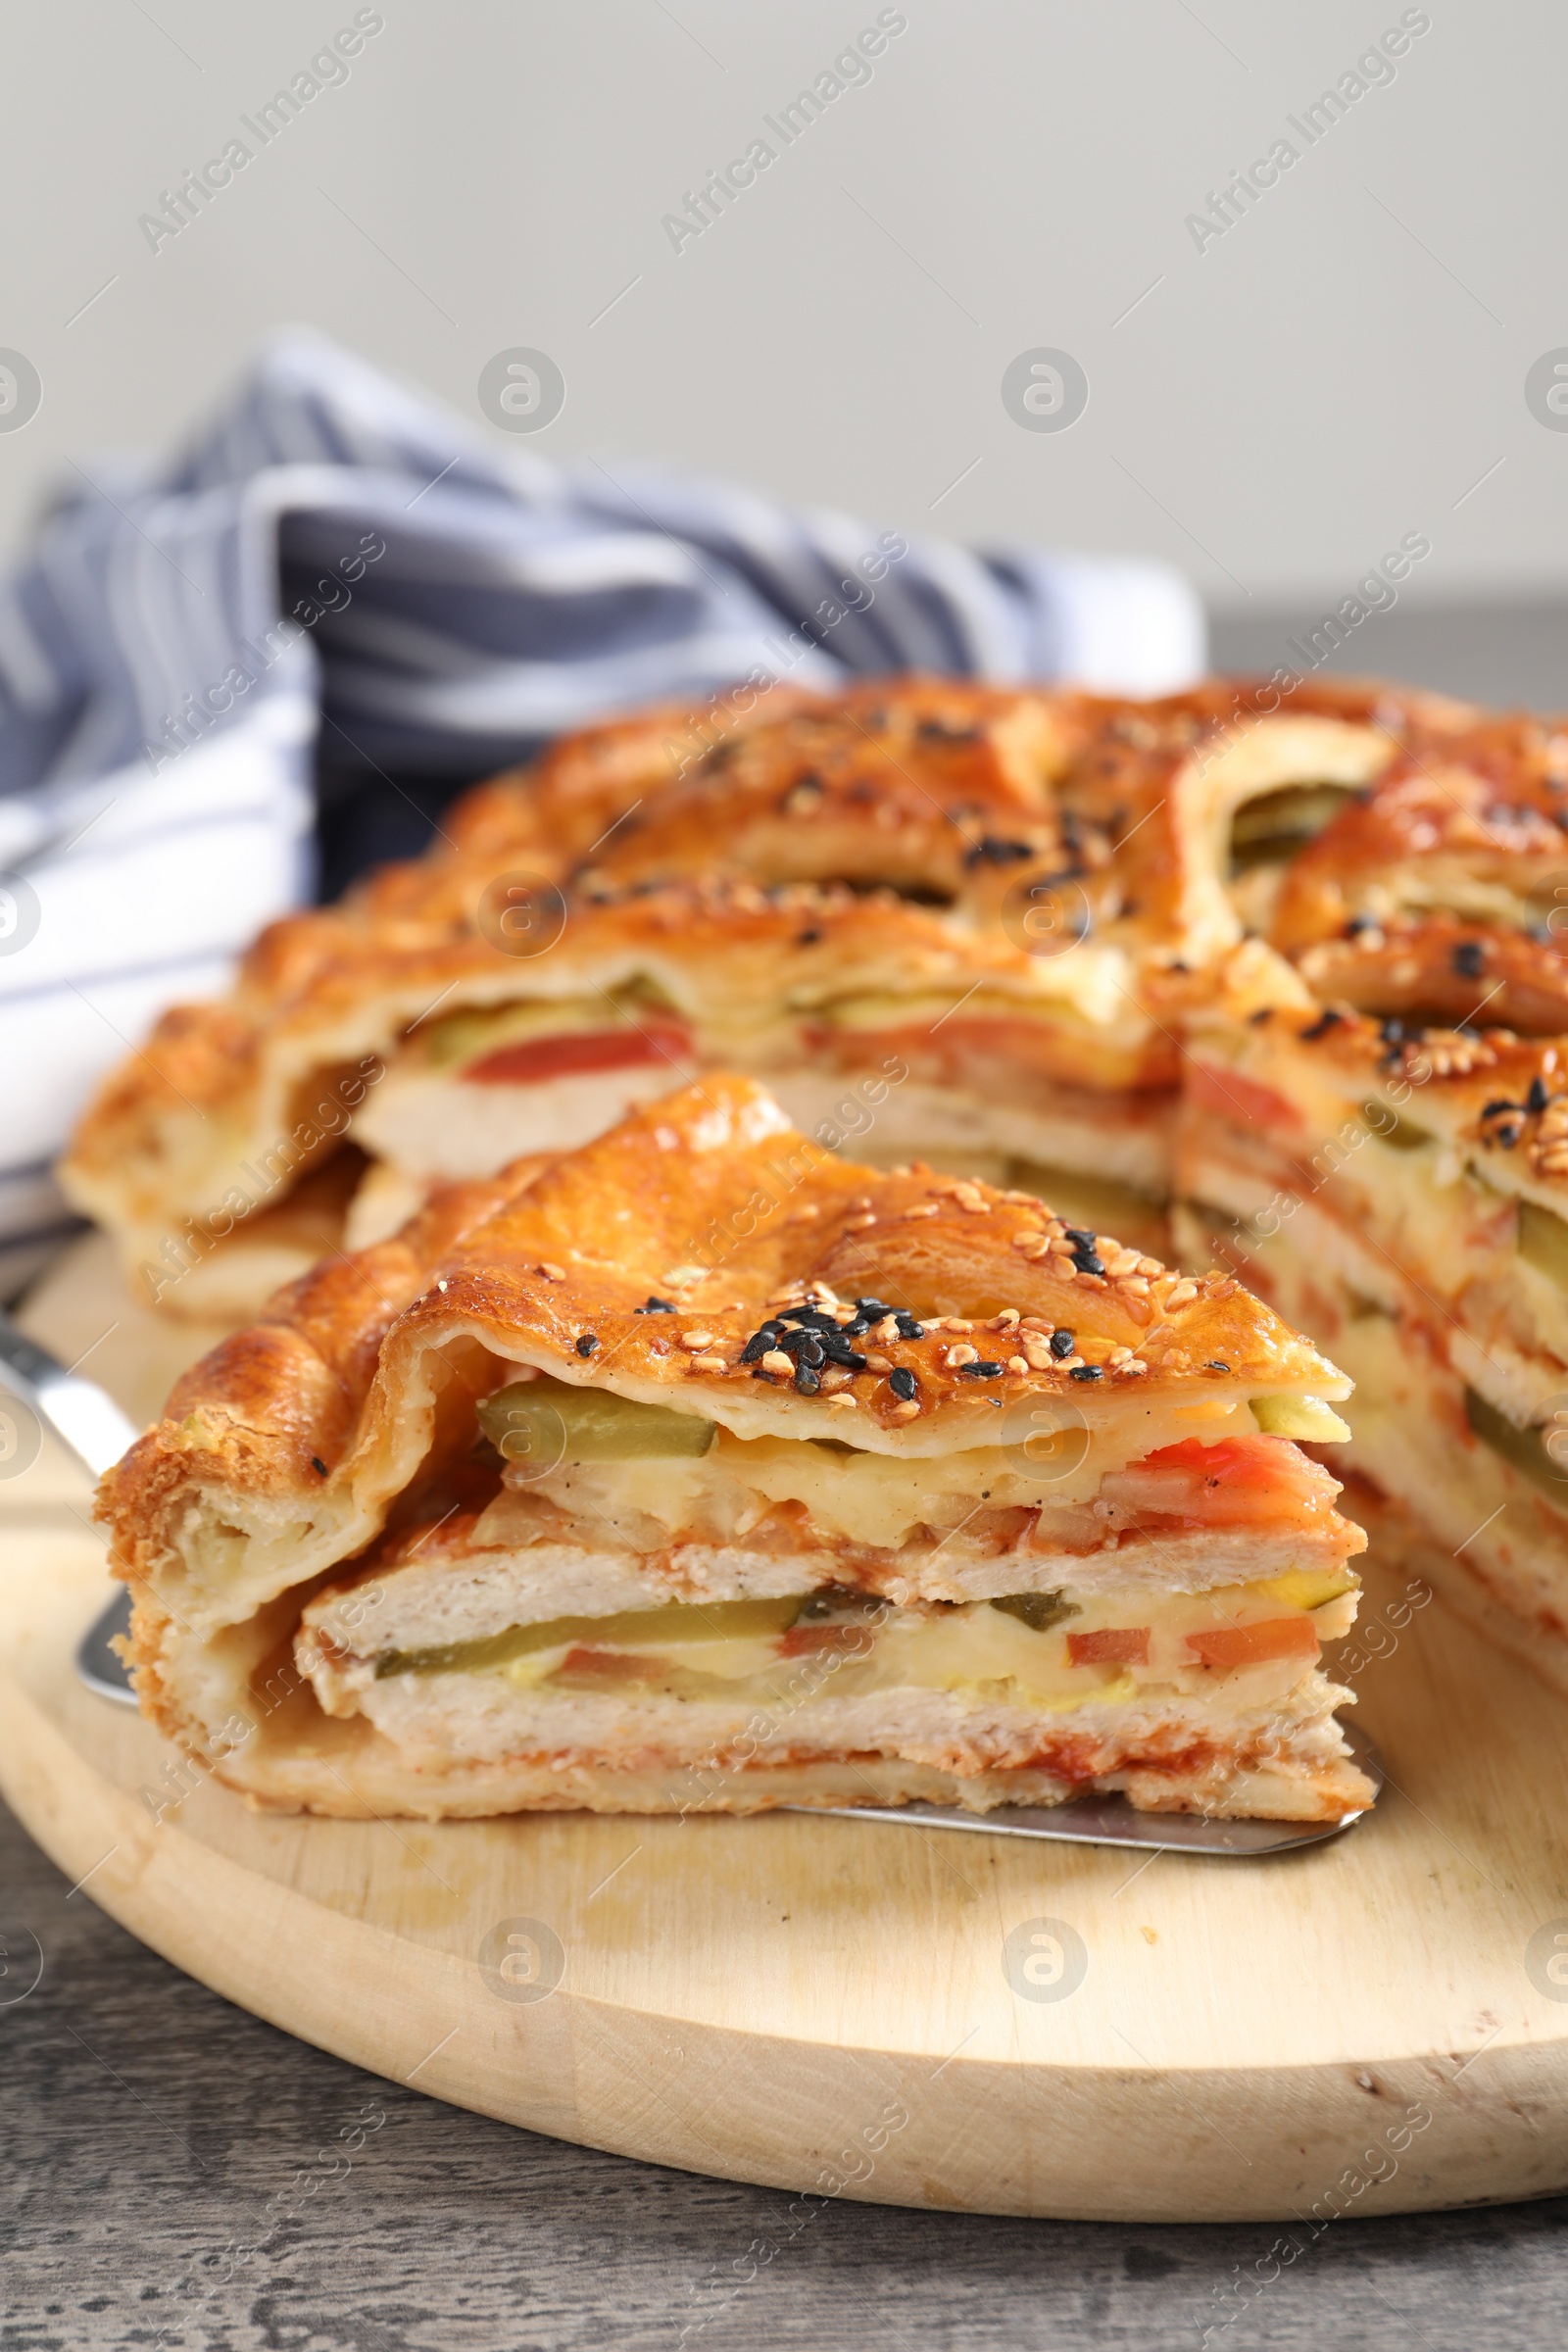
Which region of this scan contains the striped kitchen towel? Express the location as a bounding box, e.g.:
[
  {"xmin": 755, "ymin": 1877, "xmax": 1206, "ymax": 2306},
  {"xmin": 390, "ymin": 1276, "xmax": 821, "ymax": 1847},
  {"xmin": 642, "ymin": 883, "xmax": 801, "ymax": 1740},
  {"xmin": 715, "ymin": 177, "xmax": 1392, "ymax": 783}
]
[{"xmin": 0, "ymin": 328, "xmax": 1203, "ymax": 1291}]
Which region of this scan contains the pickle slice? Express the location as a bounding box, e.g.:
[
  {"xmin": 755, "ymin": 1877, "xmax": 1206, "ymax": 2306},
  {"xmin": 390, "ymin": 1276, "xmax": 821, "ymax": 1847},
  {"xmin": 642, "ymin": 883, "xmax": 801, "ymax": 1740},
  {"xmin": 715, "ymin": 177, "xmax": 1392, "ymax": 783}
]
[
  {"xmin": 1230, "ymin": 782, "xmax": 1357, "ymax": 869},
  {"xmin": 1250, "ymin": 1394, "xmax": 1352, "ymax": 1442},
  {"xmin": 478, "ymin": 1376, "xmax": 714, "ymax": 1466},
  {"xmin": 1464, "ymin": 1386, "xmax": 1568, "ymax": 1503},
  {"xmin": 1518, "ymin": 1200, "xmax": 1568, "ymax": 1291},
  {"xmin": 1361, "ymin": 1100, "xmax": 1432, "ymax": 1152},
  {"xmin": 378, "ymin": 1593, "xmax": 801, "ymax": 1678},
  {"xmin": 989, "ymin": 1590, "xmax": 1079, "ymax": 1633}
]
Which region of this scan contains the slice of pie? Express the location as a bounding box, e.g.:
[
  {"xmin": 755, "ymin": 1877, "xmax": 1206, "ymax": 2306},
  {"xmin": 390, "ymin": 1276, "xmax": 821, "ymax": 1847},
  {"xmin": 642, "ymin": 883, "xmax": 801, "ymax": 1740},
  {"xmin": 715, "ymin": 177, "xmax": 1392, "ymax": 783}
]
[{"xmin": 98, "ymin": 1074, "xmax": 1373, "ymax": 1823}]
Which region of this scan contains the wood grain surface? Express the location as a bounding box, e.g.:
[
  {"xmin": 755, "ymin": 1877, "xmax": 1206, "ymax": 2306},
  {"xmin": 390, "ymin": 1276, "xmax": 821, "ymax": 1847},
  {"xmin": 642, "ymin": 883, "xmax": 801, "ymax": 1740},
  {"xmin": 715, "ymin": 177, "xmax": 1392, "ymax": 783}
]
[
  {"xmin": 6, "ymin": 1785, "xmax": 1568, "ymax": 2352},
  {"xmin": 7, "ymin": 1238, "xmax": 1568, "ymax": 2232}
]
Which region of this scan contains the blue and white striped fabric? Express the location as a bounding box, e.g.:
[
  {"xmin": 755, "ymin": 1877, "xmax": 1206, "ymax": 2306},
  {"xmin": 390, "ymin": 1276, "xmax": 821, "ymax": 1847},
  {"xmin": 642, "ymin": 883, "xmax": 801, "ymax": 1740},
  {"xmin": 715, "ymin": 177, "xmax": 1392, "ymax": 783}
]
[{"xmin": 0, "ymin": 329, "xmax": 1204, "ymax": 1292}]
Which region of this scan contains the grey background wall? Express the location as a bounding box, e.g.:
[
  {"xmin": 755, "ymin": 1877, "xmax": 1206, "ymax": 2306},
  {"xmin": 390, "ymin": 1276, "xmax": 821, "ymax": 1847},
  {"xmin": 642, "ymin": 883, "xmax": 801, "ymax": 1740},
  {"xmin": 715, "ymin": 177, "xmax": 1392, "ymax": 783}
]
[{"xmin": 3, "ymin": 0, "xmax": 1564, "ymax": 691}]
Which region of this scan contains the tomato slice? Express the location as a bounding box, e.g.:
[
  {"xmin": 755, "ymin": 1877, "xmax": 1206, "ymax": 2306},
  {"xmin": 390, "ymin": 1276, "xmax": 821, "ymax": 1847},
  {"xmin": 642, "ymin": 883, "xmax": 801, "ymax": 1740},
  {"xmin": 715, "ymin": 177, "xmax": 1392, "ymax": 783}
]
[
  {"xmin": 555, "ymin": 1646, "xmax": 662, "ymax": 1683},
  {"xmin": 1102, "ymin": 1435, "xmax": 1339, "ymax": 1530},
  {"xmin": 464, "ymin": 1023, "xmax": 694, "ymax": 1085},
  {"xmin": 1186, "ymin": 1060, "xmax": 1303, "ymax": 1134},
  {"xmin": 1066, "ymin": 1627, "xmax": 1151, "ymax": 1667},
  {"xmin": 1185, "ymin": 1617, "xmax": 1319, "ymax": 1671}
]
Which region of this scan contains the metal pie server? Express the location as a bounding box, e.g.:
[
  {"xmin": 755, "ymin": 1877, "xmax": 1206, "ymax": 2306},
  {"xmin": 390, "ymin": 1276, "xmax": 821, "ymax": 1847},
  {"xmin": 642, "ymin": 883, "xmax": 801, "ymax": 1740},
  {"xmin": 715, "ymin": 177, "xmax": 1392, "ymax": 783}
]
[
  {"xmin": 0, "ymin": 1308, "xmax": 139, "ymax": 1702},
  {"xmin": 1, "ymin": 1310, "xmax": 1384, "ymax": 1854}
]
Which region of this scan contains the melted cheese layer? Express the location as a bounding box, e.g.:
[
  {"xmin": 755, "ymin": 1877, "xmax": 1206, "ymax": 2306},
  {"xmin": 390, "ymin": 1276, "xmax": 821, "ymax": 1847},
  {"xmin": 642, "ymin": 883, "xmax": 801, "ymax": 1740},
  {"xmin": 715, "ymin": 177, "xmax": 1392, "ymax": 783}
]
[{"xmin": 519, "ymin": 1409, "xmax": 1270, "ymax": 1540}]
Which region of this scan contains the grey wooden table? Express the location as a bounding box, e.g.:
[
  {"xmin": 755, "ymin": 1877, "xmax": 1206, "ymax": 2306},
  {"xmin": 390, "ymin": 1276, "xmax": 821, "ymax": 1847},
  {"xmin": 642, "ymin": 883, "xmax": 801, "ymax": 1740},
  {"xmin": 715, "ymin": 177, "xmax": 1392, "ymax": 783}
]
[
  {"xmin": 4, "ymin": 1792, "xmax": 1566, "ymax": 2351},
  {"xmin": 9, "ymin": 599, "xmax": 1568, "ymax": 2349}
]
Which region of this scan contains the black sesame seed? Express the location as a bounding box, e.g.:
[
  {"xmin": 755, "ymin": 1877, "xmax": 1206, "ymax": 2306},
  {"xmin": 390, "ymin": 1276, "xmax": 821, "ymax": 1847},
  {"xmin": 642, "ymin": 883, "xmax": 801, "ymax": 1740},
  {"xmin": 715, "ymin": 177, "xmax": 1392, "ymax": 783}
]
[
  {"xmin": 1529, "ymin": 1076, "xmax": 1550, "ymax": 1114},
  {"xmin": 895, "ymin": 1314, "xmax": 925, "ymax": 1340},
  {"xmin": 959, "ymin": 1360, "xmax": 1005, "ymax": 1379},
  {"xmin": 1482, "ymin": 1098, "xmax": 1521, "ymax": 1119},
  {"xmin": 636, "ymin": 1297, "xmax": 676, "ymax": 1314},
  {"xmin": 888, "ymin": 1367, "xmax": 918, "ymax": 1401},
  {"xmin": 1345, "ymin": 913, "xmax": 1378, "ymax": 937},
  {"xmin": 1206, "ymin": 1360, "xmax": 1230, "ymax": 1372},
  {"xmin": 1497, "ymin": 1123, "xmax": 1523, "ymax": 1149},
  {"xmin": 963, "ymin": 835, "xmax": 1037, "ymax": 868},
  {"xmin": 1451, "ymin": 940, "xmax": 1487, "ymax": 979},
  {"xmin": 1298, "ymin": 1009, "xmax": 1345, "ymax": 1043},
  {"xmin": 1049, "ymin": 1329, "xmax": 1075, "ymax": 1359},
  {"xmin": 857, "ymin": 1297, "xmax": 893, "ymax": 1317},
  {"xmin": 917, "ymin": 720, "xmax": 983, "ymax": 744},
  {"xmin": 310, "ymin": 1456, "xmax": 328, "ymax": 1476},
  {"xmin": 795, "ymin": 1363, "xmax": 821, "ymax": 1396},
  {"xmin": 1248, "ymin": 1006, "xmax": 1274, "ymax": 1025},
  {"xmin": 575, "ymin": 1334, "xmax": 599, "ymax": 1357},
  {"xmin": 1068, "ymin": 1364, "xmax": 1102, "ymax": 1381},
  {"xmin": 751, "ymin": 1367, "xmax": 782, "ymax": 1384},
  {"xmin": 796, "ymin": 927, "xmax": 822, "ymax": 945}
]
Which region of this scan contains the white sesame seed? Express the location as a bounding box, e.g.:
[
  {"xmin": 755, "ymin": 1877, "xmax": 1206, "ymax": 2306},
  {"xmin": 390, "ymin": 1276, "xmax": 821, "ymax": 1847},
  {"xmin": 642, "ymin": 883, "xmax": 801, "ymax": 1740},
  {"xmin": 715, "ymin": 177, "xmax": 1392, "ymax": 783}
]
[
  {"xmin": 904, "ymin": 1203, "xmax": 940, "ymax": 1219},
  {"xmin": 826, "ymin": 1394, "xmax": 858, "ymax": 1410},
  {"xmin": 946, "ymin": 1344, "xmax": 979, "ymax": 1368},
  {"xmin": 1006, "ymin": 1355, "xmax": 1029, "ymax": 1376},
  {"xmin": 680, "ymin": 1330, "xmax": 716, "ymax": 1349},
  {"xmin": 760, "ymin": 1349, "xmax": 794, "ymax": 1376},
  {"xmin": 537, "ymin": 1262, "xmax": 565, "ymax": 1280},
  {"xmin": 689, "ymin": 1354, "xmax": 728, "ymax": 1372},
  {"xmin": 889, "ymin": 1399, "xmax": 921, "ymax": 1420}
]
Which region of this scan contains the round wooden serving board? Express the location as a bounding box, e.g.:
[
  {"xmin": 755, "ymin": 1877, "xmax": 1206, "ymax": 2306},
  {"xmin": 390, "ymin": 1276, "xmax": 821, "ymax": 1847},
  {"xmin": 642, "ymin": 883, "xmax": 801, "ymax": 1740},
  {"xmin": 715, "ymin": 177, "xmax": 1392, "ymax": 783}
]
[{"xmin": 6, "ymin": 1241, "xmax": 1568, "ymax": 2222}]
